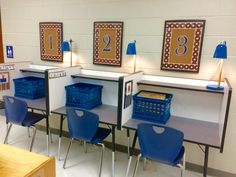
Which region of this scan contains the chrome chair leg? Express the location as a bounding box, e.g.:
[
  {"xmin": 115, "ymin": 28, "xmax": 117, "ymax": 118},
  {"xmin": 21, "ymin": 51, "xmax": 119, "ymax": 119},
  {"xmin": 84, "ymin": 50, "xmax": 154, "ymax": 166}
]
[
  {"xmin": 27, "ymin": 127, "xmax": 31, "ymax": 138},
  {"xmin": 125, "ymin": 156, "xmax": 132, "ymax": 177},
  {"xmin": 29, "ymin": 126, "xmax": 37, "ymax": 152},
  {"xmin": 49, "ymin": 127, "xmax": 53, "ymax": 143},
  {"xmin": 143, "ymin": 157, "xmax": 147, "ymax": 170},
  {"xmin": 182, "ymin": 152, "xmax": 186, "ymax": 177},
  {"xmin": 6, "ymin": 123, "xmax": 8, "ymax": 135},
  {"xmin": 98, "ymin": 143, "xmax": 105, "ymax": 177},
  {"xmin": 133, "ymin": 154, "xmax": 142, "ymax": 177},
  {"xmin": 84, "ymin": 141, "xmax": 87, "ymax": 153},
  {"xmin": 58, "ymin": 137, "xmax": 62, "ymax": 160},
  {"xmin": 5, "ymin": 123, "xmax": 9, "ymax": 143},
  {"xmin": 177, "ymin": 152, "xmax": 186, "ymax": 177},
  {"xmin": 46, "ymin": 134, "xmax": 49, "ymax": 156},
  {"xmin": 127, "ymin": 136, "xmax": 130, "ymax": 158},
  {"xmin": 63, "ymin": 138, "xmax": 73, "ymax": 169},
  {"xmin": 4, "ymin": 123, "xmax": 12, "ymax": 144}
]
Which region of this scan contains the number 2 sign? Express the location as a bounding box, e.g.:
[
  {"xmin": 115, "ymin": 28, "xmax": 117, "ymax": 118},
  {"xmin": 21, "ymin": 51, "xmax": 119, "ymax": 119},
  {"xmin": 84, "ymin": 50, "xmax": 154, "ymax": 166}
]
[
  {"xmin": 93, "ymin": 22, "xmax": 123, "ymax": 66},
  {"xmin": 161, "ymin": 20, "xmax": 205, "ymax": 73}
]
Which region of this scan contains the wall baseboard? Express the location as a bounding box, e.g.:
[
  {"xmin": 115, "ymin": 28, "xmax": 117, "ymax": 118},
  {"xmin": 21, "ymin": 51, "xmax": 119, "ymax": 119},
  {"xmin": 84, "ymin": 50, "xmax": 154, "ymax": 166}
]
[{"xmin": 36, "ymin": 125, "xmax": 236, "ymax": 177}]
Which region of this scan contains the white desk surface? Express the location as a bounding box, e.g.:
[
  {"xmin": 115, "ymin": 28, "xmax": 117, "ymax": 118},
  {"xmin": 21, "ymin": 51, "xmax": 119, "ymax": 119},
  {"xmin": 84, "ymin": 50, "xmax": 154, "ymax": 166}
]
[
  {"xmin": 123, "ymin": 116, "xmax": 220, "ymax": 148},
  {"xmin": 51, "ymin": 104, "xmax": 117, "ymax": 126}
]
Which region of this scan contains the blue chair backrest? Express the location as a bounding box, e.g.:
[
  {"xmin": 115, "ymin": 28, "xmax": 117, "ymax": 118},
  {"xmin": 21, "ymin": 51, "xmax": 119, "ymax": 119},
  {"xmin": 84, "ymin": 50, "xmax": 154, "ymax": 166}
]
[
  {"xmin": 138, "ymin": 123, "xmax": 184, "ymax": 164},
  {"xmin": 66, "ymin": 108, "xmax": 99, "ymax": 142},
  {"xmin": 3, "ymin": 96, "xmax": 28, "ymax": 125}
]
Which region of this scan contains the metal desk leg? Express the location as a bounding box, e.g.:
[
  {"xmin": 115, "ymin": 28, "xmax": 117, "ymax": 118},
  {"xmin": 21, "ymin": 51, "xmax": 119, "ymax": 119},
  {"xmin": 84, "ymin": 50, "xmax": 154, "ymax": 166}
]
[
  {"xmin": 46, "ymin": 115, "xmax": 50, "ymax": 156},
  {"xmin": 58, "ymin": 115, "xmax": 64, "ymax": 160},
  {"xmin": 111, "ymin": 125, "xmax": 116, "ymax": 177},
  {"xmin": 127, "ymin": 129, "xmax": 130, "ymax": 158},
  {"xmin": 203, "ymin": 146, "xmax": 209, "ymax": 177},
  {"xmin": 125, "ymin": 131, "xmax": 138, "ymax": 177}
]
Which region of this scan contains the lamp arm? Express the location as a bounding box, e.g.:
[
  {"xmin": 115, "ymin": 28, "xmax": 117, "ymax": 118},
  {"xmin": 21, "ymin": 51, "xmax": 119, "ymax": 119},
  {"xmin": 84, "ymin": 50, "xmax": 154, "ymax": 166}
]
[
  {"xmin": 134, "ymin": 55, "xmax": 137, "ymax": 72},
  {"xmin": 69, "ymin": 39, "xmax": 73, "ymax": 67},
  {"xmin": 218, "ymin": 59, "xmax": 224, "ymax": 87}
]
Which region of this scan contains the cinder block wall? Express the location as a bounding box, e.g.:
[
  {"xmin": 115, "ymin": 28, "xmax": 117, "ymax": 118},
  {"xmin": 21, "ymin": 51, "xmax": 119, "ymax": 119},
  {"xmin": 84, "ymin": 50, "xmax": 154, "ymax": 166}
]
[{"xmin": 1, "ymin": 0, "xmax": 236, "ymax": 174}]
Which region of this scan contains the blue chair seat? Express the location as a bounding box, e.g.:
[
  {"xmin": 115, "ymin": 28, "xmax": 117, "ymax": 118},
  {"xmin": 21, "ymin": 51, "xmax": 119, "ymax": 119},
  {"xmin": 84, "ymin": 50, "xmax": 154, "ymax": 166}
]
[
  {"xmin": 138, "ymin": 124, "xmax": 184, "ymax": 165},
  {"xmin": 129, "ymin": 123, "xmax": 186, "ymax": 177},
  {"xmin": 63, "ymin": 108, "xmax": 111, "ymax": 177},
  {"xmin": 3, "ymin": 96, "xmax": 46, "ymax": 152},
  {"xmin": 91, "ymin": 127, "xmax": 111, "ymax": 144},
  {"xmin": 22, "ymin": 112, "xmax": 45, "ymax": 127}
]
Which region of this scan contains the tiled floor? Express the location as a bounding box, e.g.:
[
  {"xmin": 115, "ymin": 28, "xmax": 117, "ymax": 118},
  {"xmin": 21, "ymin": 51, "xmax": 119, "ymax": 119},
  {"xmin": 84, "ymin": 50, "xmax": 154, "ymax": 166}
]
[{"xmin": 0, "ymin": 111, "xmax": 210, "ymax": 177}]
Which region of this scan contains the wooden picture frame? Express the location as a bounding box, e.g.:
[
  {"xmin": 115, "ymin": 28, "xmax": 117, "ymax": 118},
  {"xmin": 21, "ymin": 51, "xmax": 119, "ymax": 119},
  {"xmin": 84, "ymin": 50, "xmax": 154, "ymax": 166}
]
[
  {"xmin": 93, "ymin": 21, "xmax": 123, "ymax": 67},
  {"xmin": 39, "ymin": 22, "xmax": 63, "ymax": 62},
  {"xmin": 161, "ymin": 20, "xmax": 205, "ymax": 73}
]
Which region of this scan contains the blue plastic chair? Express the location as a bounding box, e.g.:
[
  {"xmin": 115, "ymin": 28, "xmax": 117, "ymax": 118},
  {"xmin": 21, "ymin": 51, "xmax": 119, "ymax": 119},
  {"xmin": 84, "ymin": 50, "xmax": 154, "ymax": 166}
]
[
  {"xmin": 3, "ymin": 96, "xmax": 45, "ymax": 151},
  {"xmin": 131, "ymin": 123, "xmax": 185, "ymax": 177},
  {"xmin": 63, "ymin": 108, "xmax": 111, "ymax": 177}
]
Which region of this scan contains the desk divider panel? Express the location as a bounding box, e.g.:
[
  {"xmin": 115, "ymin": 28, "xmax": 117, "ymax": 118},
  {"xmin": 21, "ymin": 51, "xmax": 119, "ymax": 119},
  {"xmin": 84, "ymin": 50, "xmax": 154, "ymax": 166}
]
[
  {"xmin": 47, "ymin": 66, "xmax": 81, "ymax": 115},
  {"xmin": 0, "ymin": 61, "xmax": 32, "ymax": 98},
  {"xmin": 117, "ymin": 71, "xmax": 144, "ymax": 129}
]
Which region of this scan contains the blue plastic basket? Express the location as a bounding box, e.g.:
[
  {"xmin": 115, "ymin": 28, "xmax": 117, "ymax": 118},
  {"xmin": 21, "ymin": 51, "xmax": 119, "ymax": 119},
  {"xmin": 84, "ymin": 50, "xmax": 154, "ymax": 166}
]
[
  {"xmin": 65, "ymin": 83, "xmax": 103, "ymax": 109},
  {"xmin": 13, "ymin": 76, "xmax": 45, "ymax": 99},
  {"xmin": 132, "ymin": 91, "xmax": 173, "ymax": 124}
]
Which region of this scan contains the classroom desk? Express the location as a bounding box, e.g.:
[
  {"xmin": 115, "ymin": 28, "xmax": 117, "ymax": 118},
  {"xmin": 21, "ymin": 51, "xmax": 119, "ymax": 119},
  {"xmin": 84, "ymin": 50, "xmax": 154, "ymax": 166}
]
[
  {"xmin": 123, "ymin": 116, "xmax": 220, "ymax": 177},
  {"xmin": 15, "ymin": 97, "xmax": 50, "ymax": 155},
  {"xmin": 18, "ymin": 97, "xmax": 46, "ymax": 112},
  {"xmin": 51, "ymin": 104, "xmax": 117, "ymax": 177}
]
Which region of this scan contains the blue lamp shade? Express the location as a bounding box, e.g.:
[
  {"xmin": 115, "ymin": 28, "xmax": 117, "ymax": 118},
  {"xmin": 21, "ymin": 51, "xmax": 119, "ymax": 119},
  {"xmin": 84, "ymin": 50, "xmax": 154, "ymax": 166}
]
[
  {"xmin": 62, "ymin": 41, "xmax": 70, "ymax": 52},
  {"xmin": 213, "ymin": 41, "xmax": 227, "ymax": 59},
  {"xmin": 126, "ymin": 41, "xmax": 136, "ymax": 55}
]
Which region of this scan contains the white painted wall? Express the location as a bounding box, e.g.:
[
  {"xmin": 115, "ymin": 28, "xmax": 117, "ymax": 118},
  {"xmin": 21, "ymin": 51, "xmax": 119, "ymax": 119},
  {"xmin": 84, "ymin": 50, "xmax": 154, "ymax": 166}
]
[{"xmin": 1, "ymin": 0, "xmax": 236, "ymax": 174}]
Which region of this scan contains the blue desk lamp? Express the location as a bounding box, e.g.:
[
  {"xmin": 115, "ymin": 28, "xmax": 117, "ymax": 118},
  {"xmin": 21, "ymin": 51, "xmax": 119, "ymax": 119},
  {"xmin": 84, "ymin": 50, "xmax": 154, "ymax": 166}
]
[
  {"xmin": 126, "ymin": 40, "xmax": 137, "ymax": 72},
  {"xmin": 62, "ymin": 39, "xmax": 73, "ymax": 67},
  {"xmin": 207, "ymin": 41, "xmax": 227, "ymax": 90}
]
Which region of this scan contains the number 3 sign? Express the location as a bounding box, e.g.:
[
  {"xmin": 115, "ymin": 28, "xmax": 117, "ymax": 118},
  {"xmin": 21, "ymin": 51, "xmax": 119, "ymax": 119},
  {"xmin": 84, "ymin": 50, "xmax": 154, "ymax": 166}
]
[
  {"xmin": 93, "ymin": 22, "xmax": 123, "ymax": 66},
  {"xmin": 161, "ymin": 20, "xmax": 205, "ymax": 73}
]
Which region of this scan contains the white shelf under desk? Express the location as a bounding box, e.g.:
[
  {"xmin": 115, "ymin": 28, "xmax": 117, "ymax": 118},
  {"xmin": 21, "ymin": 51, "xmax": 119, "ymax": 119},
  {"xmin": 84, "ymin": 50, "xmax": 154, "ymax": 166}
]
[
  {"xmin": 139, "ymin": 75, "xmax": 225, "ymax": 94},
  {"xmin": 71, "ymin": 69, "xmax": 128, "ymax": 82},
  {"xmin": 20, "ymin": 65, "xmax": 58, "ymax": 74}
]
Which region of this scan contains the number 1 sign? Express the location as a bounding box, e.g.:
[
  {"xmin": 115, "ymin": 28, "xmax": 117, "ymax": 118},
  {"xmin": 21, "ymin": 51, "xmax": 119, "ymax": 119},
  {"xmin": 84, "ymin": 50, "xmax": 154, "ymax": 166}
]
[
  {"xmin": 161, "ymin": 20, "xmax": 205, "ymax": 73},
  {"xmin": 39, "ymin": 22, "xmax": 63, "ymax": 62},
  {"xmin": 93, "ymin": 22, "xmax": 123, "ymax": 66}
]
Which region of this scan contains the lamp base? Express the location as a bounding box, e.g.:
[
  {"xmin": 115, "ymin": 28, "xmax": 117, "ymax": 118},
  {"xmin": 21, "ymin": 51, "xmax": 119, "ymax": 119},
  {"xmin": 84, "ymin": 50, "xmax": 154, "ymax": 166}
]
[{"xmin": 206, "ymin": 85, "xmax": 224, "ymax": 91}]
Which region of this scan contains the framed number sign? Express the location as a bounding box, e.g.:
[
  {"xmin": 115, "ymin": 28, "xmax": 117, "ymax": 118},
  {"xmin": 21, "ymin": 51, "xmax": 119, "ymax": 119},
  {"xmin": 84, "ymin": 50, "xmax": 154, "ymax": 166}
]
[
  {"xmin": 161, "ymin": 20, "xmax": 205, "ymax": 73},
  {"xmin": 39, "ymin": 22, "xmax": 63, "ymax": 62},
  {"xmin": 93, "ymin": 22, "xmax": 123, "ymax": 66}
]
